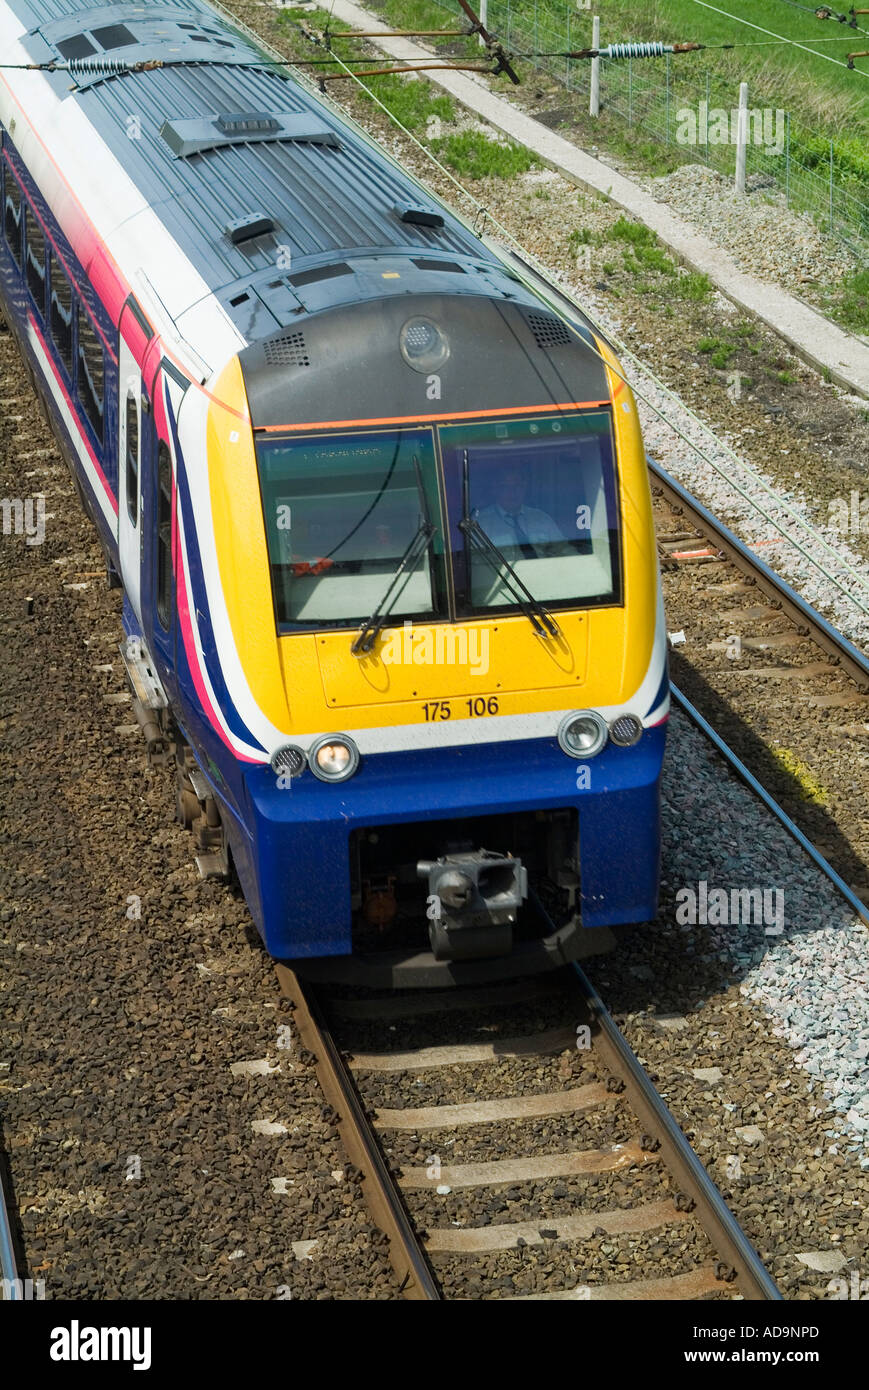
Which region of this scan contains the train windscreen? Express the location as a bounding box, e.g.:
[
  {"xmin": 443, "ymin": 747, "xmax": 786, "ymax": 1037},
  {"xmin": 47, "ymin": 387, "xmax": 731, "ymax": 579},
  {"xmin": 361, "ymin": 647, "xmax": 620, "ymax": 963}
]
[
  {"xmin": 256, "ymin": 426, "xmax": 449, "ymax": 631},
  {"xmin": 437, "ymin": 410, "xmax": 622, "ymax": 617}
]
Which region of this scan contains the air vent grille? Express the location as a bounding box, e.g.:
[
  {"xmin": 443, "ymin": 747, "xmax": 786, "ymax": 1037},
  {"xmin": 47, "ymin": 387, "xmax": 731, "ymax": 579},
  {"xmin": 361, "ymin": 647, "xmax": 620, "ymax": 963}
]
[
  {"xmin": 526, "ymin": 312, "xmax": 571, "ymax": 349},
  {"xmin": 263, "ymin": 332, "xmax": 310, "ymax": 367},
  {"xmin": 216, "ymin": 112, "xmax": 280, "ymax": 136}
]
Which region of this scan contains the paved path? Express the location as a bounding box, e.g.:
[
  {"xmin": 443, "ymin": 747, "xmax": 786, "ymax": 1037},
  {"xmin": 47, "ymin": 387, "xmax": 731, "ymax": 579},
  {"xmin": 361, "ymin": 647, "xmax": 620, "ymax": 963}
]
[{"xmin": 325, "ymin": 0, "xmax": 869, "ymax": 399}]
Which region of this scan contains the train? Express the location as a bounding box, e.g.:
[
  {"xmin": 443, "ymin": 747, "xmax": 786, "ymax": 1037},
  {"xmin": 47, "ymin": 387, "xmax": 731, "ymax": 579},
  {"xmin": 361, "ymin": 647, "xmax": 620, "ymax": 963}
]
[{"xmin": 0, "ymin": 0, "xmax": 668, "ymax": 984}]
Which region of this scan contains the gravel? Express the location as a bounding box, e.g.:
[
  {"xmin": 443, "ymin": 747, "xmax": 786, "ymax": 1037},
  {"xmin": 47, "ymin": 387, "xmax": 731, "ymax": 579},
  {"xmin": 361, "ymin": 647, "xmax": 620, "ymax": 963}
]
[{"xmin": 631, "ymin": 163, "xmax": 860, "ymax": 303}]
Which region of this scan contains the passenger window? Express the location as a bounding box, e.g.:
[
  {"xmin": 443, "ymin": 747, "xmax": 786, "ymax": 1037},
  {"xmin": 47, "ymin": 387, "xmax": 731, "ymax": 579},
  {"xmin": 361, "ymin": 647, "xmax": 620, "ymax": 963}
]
[
  {"xmin": 156, "ymin": 443, "xmax": 173, "ymax": 629},
  {"xmin": 49, "ymin": 257, "xmax": 73, "ymax": 373},
  {"xmin": 4, "ymin": 169, "xmax": 21, "ymax": 264},
  {"xmin": 76, "ymin": 307, "xmax": 104, "ymax": 442},
  {"xmin": 25, "ymin": 207, "xmax": 46, "ymax": 312},
  {"xmin": 125, "ymin": 393, "xmax": 139, "ymax": 525}
]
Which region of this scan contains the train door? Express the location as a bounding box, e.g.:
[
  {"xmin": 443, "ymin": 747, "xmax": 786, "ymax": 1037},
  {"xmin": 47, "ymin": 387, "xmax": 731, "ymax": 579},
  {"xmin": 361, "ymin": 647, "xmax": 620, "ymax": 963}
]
[
  {"xmin": 139, "ymin": 378, "xmax": 175, "ymax": 695},
  {"xmin": 117, "ymin": 328, "xmax": 142, "ymax": 614}
]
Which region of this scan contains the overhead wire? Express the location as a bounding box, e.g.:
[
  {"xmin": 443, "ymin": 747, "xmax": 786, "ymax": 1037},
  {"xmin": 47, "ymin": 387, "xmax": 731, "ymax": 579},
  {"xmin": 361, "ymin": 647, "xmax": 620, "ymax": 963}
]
[
  {"xmin": 684, "ymin": 0, "xmax": 869, "ymax": 72},
  {"xmin": 768, "ymin": 0, "xmax": 869, "ymax": 40}
]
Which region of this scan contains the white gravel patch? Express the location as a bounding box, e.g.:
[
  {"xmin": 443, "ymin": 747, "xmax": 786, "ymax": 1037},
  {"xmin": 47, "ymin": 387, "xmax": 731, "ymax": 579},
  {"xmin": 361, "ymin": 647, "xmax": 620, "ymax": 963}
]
[
  {"xmin": 666, "ymin": 713, "xmax": 869, "ymax": 1164},
  {"xmin": 631, "ymin": 164, "xmax": 860, "ymax": 296}
]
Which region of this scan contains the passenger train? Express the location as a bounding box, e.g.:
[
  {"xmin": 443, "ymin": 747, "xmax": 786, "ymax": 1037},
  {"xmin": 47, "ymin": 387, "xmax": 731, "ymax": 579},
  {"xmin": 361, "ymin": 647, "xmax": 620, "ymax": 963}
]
[{"xmin": 0, "ymin": 0, "xmax": 669, "ymax": 983}]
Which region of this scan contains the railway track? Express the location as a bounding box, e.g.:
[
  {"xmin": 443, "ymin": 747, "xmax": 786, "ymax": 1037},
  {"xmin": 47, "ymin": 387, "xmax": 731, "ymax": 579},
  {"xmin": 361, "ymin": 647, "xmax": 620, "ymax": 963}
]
[
  {"xmin": 0, "ymin": 1146, "xmax": 22, "ymax": 1300},
  {"xmin": 652, "ymin": 462, "xmax": 869, "ymax": 913},
  {"xmin": 277, "ymin": 961, "xmax": 780, "ymax": 1301}
]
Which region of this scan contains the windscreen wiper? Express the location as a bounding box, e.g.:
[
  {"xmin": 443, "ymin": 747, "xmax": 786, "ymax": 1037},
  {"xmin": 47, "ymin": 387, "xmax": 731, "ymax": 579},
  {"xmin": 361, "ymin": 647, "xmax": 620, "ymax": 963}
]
[
  {"xmin": 352, "ymin": 457, "xmax": 436, "ymax": 655},
  {"xmin": 459, "ymin": 449, "xmax": 559, "ymax": 639}
]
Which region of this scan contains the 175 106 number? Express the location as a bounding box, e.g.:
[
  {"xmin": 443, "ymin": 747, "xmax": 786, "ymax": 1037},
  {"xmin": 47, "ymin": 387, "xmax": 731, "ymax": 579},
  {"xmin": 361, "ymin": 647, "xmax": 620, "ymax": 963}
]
[{"xmin": 420, "ymin": 697, "xmax": 499, "ymax": 721}]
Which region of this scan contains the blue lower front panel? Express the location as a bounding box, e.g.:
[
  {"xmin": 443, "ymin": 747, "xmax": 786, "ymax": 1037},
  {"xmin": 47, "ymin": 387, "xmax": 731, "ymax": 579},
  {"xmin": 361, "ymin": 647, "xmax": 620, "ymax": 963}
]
[{"xmin": 241, "ymin": 725, "xmax": 666, "ymax": 960}]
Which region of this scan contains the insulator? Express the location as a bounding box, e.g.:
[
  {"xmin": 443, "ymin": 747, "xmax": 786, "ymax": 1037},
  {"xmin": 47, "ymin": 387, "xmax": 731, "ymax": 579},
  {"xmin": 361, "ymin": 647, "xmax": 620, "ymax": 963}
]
[
  {"xmin": 66, "ymin": 57, "xmax": 129, "ymax": 75},
  {"xmin": 602, "ymin": 41, "xmax": 668, "ymax": 60}
]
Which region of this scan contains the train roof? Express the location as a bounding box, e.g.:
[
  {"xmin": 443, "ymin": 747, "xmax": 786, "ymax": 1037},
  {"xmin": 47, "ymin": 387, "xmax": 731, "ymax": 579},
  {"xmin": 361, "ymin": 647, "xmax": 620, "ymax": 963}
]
[{"xmin": 7, "ymin": 0, "xmax": 552, "ymax": 346}]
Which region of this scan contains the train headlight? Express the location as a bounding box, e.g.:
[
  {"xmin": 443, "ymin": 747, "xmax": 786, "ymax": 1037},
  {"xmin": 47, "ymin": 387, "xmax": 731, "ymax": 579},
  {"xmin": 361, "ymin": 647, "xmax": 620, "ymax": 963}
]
[
  {"xmin": 399, "ymin": 316, "xmax": 450, "ymax": 373},
  {"xmin": 609, "ymin": 714, "xmax": 643, "ymax": 747},
  {"xmin": 558, "ymin": 710, "xmax": 608, "ymax": 759},
  {"xmin": 308, "ymin": 734, "xmax": 360, "ymax": 783},
  {"xmin": 270, "ymin": 744, "xmax": 306, "ymax": 778}
]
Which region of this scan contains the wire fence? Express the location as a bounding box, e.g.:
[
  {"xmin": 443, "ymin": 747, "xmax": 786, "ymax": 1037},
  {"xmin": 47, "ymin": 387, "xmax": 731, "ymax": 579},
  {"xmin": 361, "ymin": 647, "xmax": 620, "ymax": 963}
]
[{"xmin": 423, "ymin": 0, "xmax": 869, "ymax": 261}]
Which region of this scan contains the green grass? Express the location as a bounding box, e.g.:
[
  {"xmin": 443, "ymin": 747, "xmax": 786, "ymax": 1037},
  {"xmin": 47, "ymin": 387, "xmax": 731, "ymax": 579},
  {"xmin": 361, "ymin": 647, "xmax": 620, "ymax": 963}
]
[
  {"xmin": 672, "ymin": 270, "xmax": 713, "ymax": 301},
  {"xmin": 356, "ymin": 71, "xmax": 456, "ymax": 132},
  {"xmin": 836, "ymin": 268, "xmax": 869, "ymax": 333},
  {"xmin": 601, "ymin": 216, "xmax": 675, "ymax": 274},
  {"xmin": 568, "ymin": 227, "xmax": 593, "ymax": 250},
  {"xmin": 698, "ymin": 336, "xmax": 737, "ymax": 368},
  {"xmin": 429, "ymin": 129, "xmax": 540, "ymax": 178},
  {"xmin": 509, "ymin": 0, "xmax": 869, "ymax": 141}
]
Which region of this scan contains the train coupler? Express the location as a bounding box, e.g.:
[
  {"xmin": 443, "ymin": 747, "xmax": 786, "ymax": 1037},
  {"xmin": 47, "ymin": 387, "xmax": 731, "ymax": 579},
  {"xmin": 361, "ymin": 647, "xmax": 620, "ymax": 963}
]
[{"xmin": 417, "ymin": 847, "xmax": 527, "ymax": 961}]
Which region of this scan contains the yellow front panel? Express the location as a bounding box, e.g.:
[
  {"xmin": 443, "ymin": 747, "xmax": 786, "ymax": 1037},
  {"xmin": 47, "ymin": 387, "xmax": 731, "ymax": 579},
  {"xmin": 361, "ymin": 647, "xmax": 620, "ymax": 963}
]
[{"xmin": 315, "ymin": 614, "xmax": 588, "ymax": 707}]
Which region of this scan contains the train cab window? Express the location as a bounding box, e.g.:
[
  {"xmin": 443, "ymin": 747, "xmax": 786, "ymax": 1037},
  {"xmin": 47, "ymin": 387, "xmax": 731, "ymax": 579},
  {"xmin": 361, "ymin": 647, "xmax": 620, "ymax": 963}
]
[
  {"xmin": 49, "ymin": 258, "xmax": 73, "ymax": 373},
  {"xmin": 438, "ymin": 410, "xmax": 623, "ymax": 617},
  {"xmin": 255, "ymin": 427, "xmax": 448, "ymax": 632},
  {"xmin": 156, "ymin": 444, "xmax": 173, "ymax": 629},
  {"xmin": 76, "ymin": 307, "xmax": 104, "ymax": 442},
  {"xmin": 24, "ymin": 208, "xmax": 46, "ymax": 314},
  {"xmin": 4, "ymin": 170, "xmax": 21, "ymax": 264},
  {"xmin": 125, "ymin": 392, "xmax": 139, "ymax": 526}
]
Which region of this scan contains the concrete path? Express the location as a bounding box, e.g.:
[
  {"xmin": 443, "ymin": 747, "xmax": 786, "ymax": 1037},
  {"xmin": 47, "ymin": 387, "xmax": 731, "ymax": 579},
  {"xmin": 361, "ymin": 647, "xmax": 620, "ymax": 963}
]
[{"xmin": 324, "ymin": 0, "xmax": 869, "ymax": 399}]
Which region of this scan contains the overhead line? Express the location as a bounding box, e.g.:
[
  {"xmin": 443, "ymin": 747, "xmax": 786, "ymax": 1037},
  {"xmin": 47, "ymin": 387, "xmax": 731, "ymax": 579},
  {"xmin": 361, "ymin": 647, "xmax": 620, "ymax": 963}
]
[{"xmin": 686, "ymin": 0, "xmax": 869, "ymax": 72}]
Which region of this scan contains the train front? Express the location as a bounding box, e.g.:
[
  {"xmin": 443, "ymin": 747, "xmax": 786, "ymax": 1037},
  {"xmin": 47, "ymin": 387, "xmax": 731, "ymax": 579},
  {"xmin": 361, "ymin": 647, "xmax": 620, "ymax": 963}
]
[{"xmin": 208, "ymin": 279, "xmax": 668, "ymax": 982}]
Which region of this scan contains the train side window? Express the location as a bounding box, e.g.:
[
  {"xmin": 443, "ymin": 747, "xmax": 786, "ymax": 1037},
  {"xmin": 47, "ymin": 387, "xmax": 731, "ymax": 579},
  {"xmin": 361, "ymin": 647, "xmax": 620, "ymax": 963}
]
[
  {"xmin": 76, "ymin": 307, "xmax": 104, "ymax": 443},
  {"xmin": 156, "ymin": 443, "xmax": 173, "ymax": 629},
  {"xmin": 125, "ymin": 392, "xmax": 139, "ymax": 525},
  {"xmin": 49, "ymin": 258, "xmax": 73, "ymax": 373},
  {"xmin": 24, "ymin": 207, "xmax": 46, "ymax": 314},
  {"xmin": 4, "ymin": 169, "xmax": 21, "ymax": 264}
]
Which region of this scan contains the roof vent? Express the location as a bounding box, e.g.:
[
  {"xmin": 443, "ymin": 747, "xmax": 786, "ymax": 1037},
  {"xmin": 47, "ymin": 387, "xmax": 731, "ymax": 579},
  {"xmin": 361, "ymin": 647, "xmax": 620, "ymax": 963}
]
[
  {"xmin": 263, "ymin": 331, "xmax": 310, "ymax": 367},
  {"xmin": 91, "ymin": 23, "xmax": 136, "ymax": 50},
  {"xmin": 216, "ymin": 112, "xmax": 281, "ymax": 136},
  {"xmin": 225, "ymin": 213, "xmax": 276, "ymax": 245},
  {"xmin": 526, "ymin": 311, "xmax": 572, "ymax": 349},
  {"xmin": 56, "ymin": 34, "xmax": 96, "ymax": 60},
  {"xmin": 412, "ymin": 258, "xmax": 464, "ymax": 273},
  {"xmin": 289, "ymin": 263, "xmax": 352, "ymax": 288},
  {"xmin": 394, "ymin": 201, "xmax": 444, "ymax": 229},
  {"xmin": 160, "ymin": 113, "xmax": 340, "ymax": 158}
]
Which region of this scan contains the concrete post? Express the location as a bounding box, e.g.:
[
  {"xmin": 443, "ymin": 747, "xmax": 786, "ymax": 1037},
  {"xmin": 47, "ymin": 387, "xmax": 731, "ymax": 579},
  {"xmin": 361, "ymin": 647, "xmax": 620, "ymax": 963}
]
[
  {"xmin": 735, "ymin": 81, "xmax": 749, "ymax": 195},
  {"xmin": 590, "ymin": 15, "xmax": 600, "ymax": 117}
]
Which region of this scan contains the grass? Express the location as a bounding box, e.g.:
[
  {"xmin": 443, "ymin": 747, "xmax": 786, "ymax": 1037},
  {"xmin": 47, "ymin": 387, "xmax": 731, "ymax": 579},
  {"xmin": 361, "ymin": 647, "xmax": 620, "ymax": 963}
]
[
  {"xmin": 356, "ymin": 71, "xmax": 456, "ymax": 132},
  {"xmin": 508, "ymin": 0, "xmax": 869, "ymax": 142},
  {"xmin": 672, "ymin": 270, "xmax": 713, "ymax": 301},
  {"xmin": 835, "ymin": 268, "xmax": 869, "ymax": 334},
  {"xmin": 429, "ymin": 129, "xmax": 540, "ymax": 178},
  {"xmin": 698, "ymin": 336, "xmax": 737, "ymax": 368}
]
